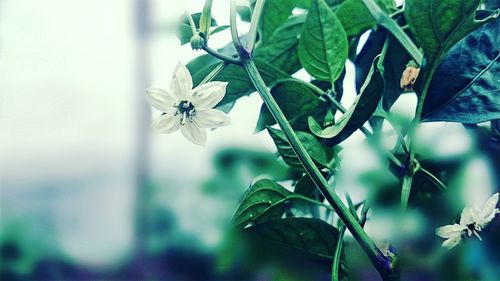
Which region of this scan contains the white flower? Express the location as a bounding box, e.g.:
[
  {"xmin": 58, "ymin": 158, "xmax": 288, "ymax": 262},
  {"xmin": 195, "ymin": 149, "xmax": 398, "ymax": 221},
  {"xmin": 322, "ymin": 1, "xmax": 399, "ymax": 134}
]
[
  {"xmin": 436, "ymin": 193, "xmax": 499, "ymax": 250},
  {"xmin": 145, "ymin": 62, "xmax": 231, "ymax": 146}
]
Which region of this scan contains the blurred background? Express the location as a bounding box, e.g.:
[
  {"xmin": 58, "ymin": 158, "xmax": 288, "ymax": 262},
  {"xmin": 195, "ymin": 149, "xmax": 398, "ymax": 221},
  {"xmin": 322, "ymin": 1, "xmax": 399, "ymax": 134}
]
[{"xmin": 1, "ymin": 0, "xmax": 498, "ymax": 280}]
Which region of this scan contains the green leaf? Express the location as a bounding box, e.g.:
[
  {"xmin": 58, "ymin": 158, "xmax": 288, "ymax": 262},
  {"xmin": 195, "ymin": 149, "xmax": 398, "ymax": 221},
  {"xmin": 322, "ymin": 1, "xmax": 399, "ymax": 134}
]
[
  {"xmin": 258, "ymin": 0, "xmax": 311, "ymax": 44},
  {"xmin": 255, "ymin": 79, "xmax": 328, "ymax": 132},
  {"xmin": 267, "ymin": 127, "xmax": 331, "ymax": 168},
  {"xmin": 404, "ymin": 0, "xmax": 499, "ymax": 61},
  {"xmin": 189, "ymin": 59, "xmax": 289, "ymax": 107},
  {"xmin": 199, "ymin": 0, "xmax": 214, "ymax": 39},
  {"xmin": 422, "ymin": 16, "xmax": 500, "ymax": 123},
  {"xmin": 209, "ymin": 25, "xmax": 229, "ymax": 36},
  {"xmin": 335, "ymin": 0, "xmax": 396, "ymax": 37},
  {"xmin": 233, "ymin": 179, "xmax": 291, "ymax": 229},
  {"xmin": 309, "ymin": 57, "xmax": 383, "ymax": 145},
  {"xmin": 177, "ymin": 24, "xmax": 194, "ymax": 45},
  {"xmin": 355, "ymin": 23, "xmax": 414, "ymax": 111},
  {"xmin": 295, "ymin": 174, "xmax": 322, "ymax": 200},
  {"xmin": 254, "ymin": 15, "xmax": 306, "ymax": 75},
  {"xmin": 298, "ymin": 0, "xmax": 348, "ymax": 83},
  {"xmin": 242, "ymin": 217, "xmax": 340, "ymax": 260}
]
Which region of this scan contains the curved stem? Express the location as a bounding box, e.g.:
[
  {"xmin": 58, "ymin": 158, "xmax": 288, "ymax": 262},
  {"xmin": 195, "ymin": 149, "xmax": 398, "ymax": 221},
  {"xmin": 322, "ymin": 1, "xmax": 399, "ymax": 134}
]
[
  {"xmin": 184, "ymin": 10, "xmax": 197, "ymax": 35},
  {"xmin": 361, "ymin": 0, "xmax": 423, "ymax": 64},
  {"xmin": 246, "ymin": 0, "xmax": 265, "ymax": 52},
  {"xmin": 201, "ymin": 44, "xmax": 242, "ymax": 65},
  {"xmin": 229, "ymin": 0, "xmax": 248, "ymax": 57},
  {"xmin": 419, "ymin": 166, "xmax": 448, "ymax": 192},
  {"xmin": 243, "ymin": 59, "xmax": 398, "ymax": 281}
]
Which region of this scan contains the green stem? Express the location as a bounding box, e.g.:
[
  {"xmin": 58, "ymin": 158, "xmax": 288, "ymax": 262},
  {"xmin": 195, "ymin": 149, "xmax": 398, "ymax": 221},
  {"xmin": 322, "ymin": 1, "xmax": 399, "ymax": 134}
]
[
  {"xmin": 361, "ymin": 0, "xmax": 423, "ymax": 64},
  {"xmin": 332, "ymin": 225, "xmax": 346, "ymax": 281},
  {"xmin": 198, "ymin": 61, "xmax": 230, "ymax": 85},
  {"xmin": 401, "ymin": 62, "xmax": 439, "ymax": 208},
  {"xmin": 184, "ymin": 10, "xmax": 197, "ymax": 35},
  {"xmin": 419, "ymin": 166, "xmax": 447, "ymax": 192},
  {"xmin": 201, "ymin": 44, "xmax": 242, "ymax": 65},
  {"xmin": 246, "ymin": 0, "xmax": 265, "ymax": 52},
  {"xmin": 243, "ymin": 59, "xmax": 397, "ymax": 281}
]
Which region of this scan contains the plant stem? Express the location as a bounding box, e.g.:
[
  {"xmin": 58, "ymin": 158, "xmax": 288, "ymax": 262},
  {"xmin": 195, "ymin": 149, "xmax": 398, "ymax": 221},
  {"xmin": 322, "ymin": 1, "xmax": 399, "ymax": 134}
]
[
  {"xmin": 401, "ymin": 62, "xmax": 439, "ymax": 208},
  {"xmin": 361, "ymin": 0, "xmax": 423, "ymax": 64},
  {"xmin": 201, "ymin": 44, "xmax": 242, "ymax": 65},
  {"xmin": 332, "ymin": 225, "xmax": 346, "ymax": 281},
  {"xmin": 419, "ymin": 167, "xmax": 447, "ymax": 192},
  {"xmin": 198, "ymin": 61, "xmax": 229, "ymax": 85},
  {"xmin": 246, "ymin": 0, "xmax": 265, "ymax": 52},
  {"xmin": 243, "ymin": 59, "xmax": 398, "ymax": 281},
  {"xmin": 184, "ymin": 10, "xmax": 197, "ymax": 35}
]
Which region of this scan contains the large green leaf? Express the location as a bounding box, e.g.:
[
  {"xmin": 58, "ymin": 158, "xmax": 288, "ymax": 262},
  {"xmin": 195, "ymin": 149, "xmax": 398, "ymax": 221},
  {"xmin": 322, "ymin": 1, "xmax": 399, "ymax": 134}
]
[
  {"xmin": 188, "ymin": 59, "xmax": 289, "ymax": 106},
  {"xmin": 258, "ymin": 0, "xmax": 311, "ymax": 44},
  {"xmin": 242, "ymin": 217, "xmax": 340, "ymax": 260},
  {"xmin": 335, "ymin": 0, "xmax": 396, "ymax": 37},
  {"xmin": 255, "ymin": 79, "xmax": 328, "ymax": 132},
  {"xmin": 298, "ymin": 0, "xmax": 348, "ymax": 83},
  {"xmin": 404, "ymin": 0, "xmax": 499, "ymax": 61},
  {"xmin": 422, "ymin": 16, "xmax": 500, "ymax": 123},
  {"xmin": 267, "ymin": 127, "xmax": 332, "ymax": 169},
  {"xmin": 309, "ymin": 57, "xmax": 383, "ymax": 145},
  {"xmin": 233, "ymin": 179, "xmax": 291, "ymax": 229},
  {"xmin": 254, "ymin": 15, "xmax": 306, "ymax": 75}
]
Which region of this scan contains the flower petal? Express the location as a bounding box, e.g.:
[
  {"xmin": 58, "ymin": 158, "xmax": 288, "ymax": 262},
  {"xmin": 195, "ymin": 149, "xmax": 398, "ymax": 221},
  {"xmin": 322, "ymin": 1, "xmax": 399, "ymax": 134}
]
[
  {"xmin": 193, "ymin": 109, "xmax": 231, "ymax": 128},
  {"xmin": 170, "ymin": 62, "xmax": 193, "ymax": 101},
  {"xmin": 460, "ymin": 206, "xmax": 480, "ymax": 226},
  {"xmin": 153, "ymin": 114, "xmax": 181, "ymax": 134},
  {"xmin": 145, "ymin": 88, "xmax": 176, "ymax": 112},
  {"xmin": 180, "ymin": 122, "xmax": 207, "ymax": 146},
  {"xmin": 436, "ymin": 224, "xmax": 464, "ymax": 238},
  {"xmin": 478, "ymin": 193, "xmax": 499, "ymax": 227},
  {"xmin": 442, "ymin": 236, "xmax": 462, "ymax": 250},
  {"xmin": 191, "ymin": 81, "xmax": 228, "ymax": 109}
]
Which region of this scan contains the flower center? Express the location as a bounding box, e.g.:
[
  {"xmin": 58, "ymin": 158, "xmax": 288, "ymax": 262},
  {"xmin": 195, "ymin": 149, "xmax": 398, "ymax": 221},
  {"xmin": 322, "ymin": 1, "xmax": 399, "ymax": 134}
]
[
  {"xmin": 464, "ymin": 223, "xmax": 482, "ymax": 240},
  {"xmin": 178, "ymin": 100, "xmax": 195, "ymax": 114},
  {"xmin": 176, "ymin": 100, "xmax": 196, "ymax": 125}
]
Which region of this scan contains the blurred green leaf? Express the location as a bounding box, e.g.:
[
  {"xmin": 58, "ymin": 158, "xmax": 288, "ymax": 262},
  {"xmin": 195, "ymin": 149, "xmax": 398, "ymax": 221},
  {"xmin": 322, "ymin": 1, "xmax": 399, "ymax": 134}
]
[
  {"xmin": 242, "ymin": 217, "xmax": 340, "ymax": 260},
  {"xmin": 258, "ymin": 0, "xmax": 310, "ymax": 44},
  {"xmin": 298, "ymin": 0, "xmax": 348, "ymax": 83},
  {"xmin": 199, "ymin": 0, "xmax": 214, "ymax": 39}
]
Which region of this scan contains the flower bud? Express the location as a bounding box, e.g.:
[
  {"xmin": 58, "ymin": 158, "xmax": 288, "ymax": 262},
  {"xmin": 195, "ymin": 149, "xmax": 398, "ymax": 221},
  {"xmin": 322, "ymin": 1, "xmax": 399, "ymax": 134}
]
[{"xmin": 190, "ymin": 33, "xmax": 203, "ymax": 51}]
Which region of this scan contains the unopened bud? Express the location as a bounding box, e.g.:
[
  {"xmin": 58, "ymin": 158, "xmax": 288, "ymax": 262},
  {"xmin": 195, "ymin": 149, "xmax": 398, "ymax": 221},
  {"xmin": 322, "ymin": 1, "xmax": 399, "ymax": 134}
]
[{"xmin": 190, "ymin": 33, "xmax": 203, "ymax": 51}]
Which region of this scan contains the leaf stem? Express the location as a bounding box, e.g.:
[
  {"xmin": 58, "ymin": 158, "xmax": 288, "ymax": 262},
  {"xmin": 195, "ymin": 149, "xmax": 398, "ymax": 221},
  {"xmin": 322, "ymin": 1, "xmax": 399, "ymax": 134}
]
[
  {"xmin": 401, "ymin": 62, "xmax": 440, "ymax": 208},
  {"xmin": 361, "ymin": 0, "xmax": 423, "ymax": 64},
  {"xmin": 198, "ymin": 61, "xmax": 230, "ymax": 85},
  {"xmin": 201, "ymin": 44, "xmax": 242, "ymax": 65},
  {"xmin": 419, "ymin": 166, "xmax": 448, "ymax": 192},
  {"xmin": 184, "ymin": 10, "xmax": 197, "ymax": 35},
  {"xmin": 246, "ymin": 0, "xmax": 265, "ymax": 52}
]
